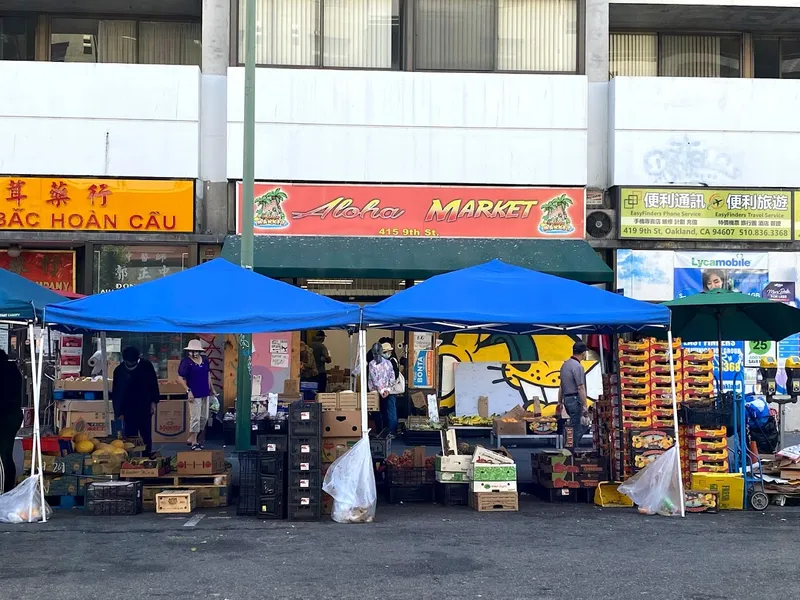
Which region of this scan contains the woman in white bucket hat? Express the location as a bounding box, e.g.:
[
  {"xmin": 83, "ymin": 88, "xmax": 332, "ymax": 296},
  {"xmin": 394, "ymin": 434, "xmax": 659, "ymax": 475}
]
[{"xmin": 178, "ymin": 339, "xmax": 216, "ymax": 450}]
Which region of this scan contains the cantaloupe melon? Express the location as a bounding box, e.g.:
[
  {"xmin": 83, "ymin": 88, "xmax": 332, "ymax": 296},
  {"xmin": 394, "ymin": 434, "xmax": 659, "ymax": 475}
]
[
  {"xmin": 110, "ymin": 447, "xmax": 127, "ymax": 458},
  {"xmin": 73, "ymin": 432, "xmax": 90, "ymax": 444},
  {"xmin": 110, "ymin": 440, "xmax": 125, "ymax": 449},
  {"xmin": 75, "ymin": 440, "xmax": 95, "ymax": 454},
  {"xmin": 59, "ymin": 427, "xmax": 77, "ymax": 438}
]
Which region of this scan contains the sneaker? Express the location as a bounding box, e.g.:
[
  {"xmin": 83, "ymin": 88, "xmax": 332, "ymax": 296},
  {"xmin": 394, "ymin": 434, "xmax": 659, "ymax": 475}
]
[{"xmin": 190, "ymin": 444, "xmax": 202, "ymax": 451}]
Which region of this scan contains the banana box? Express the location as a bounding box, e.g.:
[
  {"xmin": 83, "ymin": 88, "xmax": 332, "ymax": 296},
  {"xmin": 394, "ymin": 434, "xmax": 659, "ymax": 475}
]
[
  {"xmin": 620, "ymin": 396, "xmax": 650, "ymax": 408},
  {"xmin": 650, "ymin": 362, "xmax": 673, "ymax": 376},
  {"xmin": 685, "ymin": 489, "xmax": 719, "ymax": 514},
  {"xmin": 651, "ymin": 373, "xmax": 682, "ymax": 385},
  {"xmin": 630, "ymin": 429, "xmax": 675, "ymax": 451},
  {"xmin": 683, "ymin": 425, "xmax": 727, "ymax": 438},
  {"xmin": 622, "ymin": 416, "xmax": 652, "ymax": 429},
  {"xmin": 689, "ymin": 447, "xmax": 729, "ymax": 462},
  {"xmin": 683, "ymin": 373, "xmax": 714, "ymax": 386},
  {"xmin": 651, "ymin": 392, "xmax": 679, "ymax": 407},
  {"xmin": 651, "ymin": 381, "xmax": 682, "ymax": 393},
  {"xmin": 618, "ymin": 340, "xmax": 650, "ymax": 353},
  {"xmin": 690, "ymin": 459, "xmax": 730, "ymax": 473},
  {"xmin": 633, "ymin": 450, "xmax": 665, "ymax": 471},
  {"xmin": 650, "ymin": 414, "xmax": 676, "ymax": 429},
  {"xmin": 620, "ymin": 383, "xmax": 650, "ymax": 396},
  {"xmin": 684, "ymin": 350, "xmax": 715, "ymax": 363},
  {"xmin": 687, "ymin": 436, "xmax": 727, "ymax": 451},
  {"xmin": 683, "ymin": 390, "xmax": 715, "ymax": 403},
  {"xmin": 651, "ymin": 406, "xmax": 675, "ymax": 418},
  {"xmin": 650, "ymin": 339, "xmax": 681, "ymax": 352},
  {"xmin": 650, "ymin": 349, "xmax": 682, "ymax": 363},
  {"xmin": 619, "ymin": 363, "xmax": 650, "ymax": 376}
]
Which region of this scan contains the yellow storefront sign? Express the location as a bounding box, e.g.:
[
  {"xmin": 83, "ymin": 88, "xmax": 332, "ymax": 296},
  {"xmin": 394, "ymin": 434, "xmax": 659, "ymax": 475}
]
[
  {"xmin": 0, "ymin": 178, "xmax": 194, "ymax": 232},
  {"xmin": 620, "ymin": 188, "xmax": 792, "ymax": 241}
]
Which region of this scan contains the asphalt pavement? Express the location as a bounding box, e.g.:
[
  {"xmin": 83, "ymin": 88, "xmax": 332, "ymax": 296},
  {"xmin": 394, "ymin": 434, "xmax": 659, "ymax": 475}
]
[{"xmin": 2, "ymin": 499, "xmax": 799, "ymax": 600}]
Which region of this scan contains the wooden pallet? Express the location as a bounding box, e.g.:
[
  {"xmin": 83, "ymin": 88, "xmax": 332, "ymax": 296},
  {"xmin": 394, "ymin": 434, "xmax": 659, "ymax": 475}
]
[
  {"xmin": 469, "ymin": 491, "xmax": 519, "ymax": 512},
  {"xmin": 121, "ymin": 469, "xmax": 231, "ymax": 487},
  {"xmin": 142, "ymin": 484, "xmax": 230, "ymax": 510}
]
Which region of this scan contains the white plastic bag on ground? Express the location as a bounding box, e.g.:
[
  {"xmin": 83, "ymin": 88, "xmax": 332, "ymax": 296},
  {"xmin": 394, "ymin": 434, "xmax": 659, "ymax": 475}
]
[
  {"xmin": 322, "ymin": 437, "xmax": 377, "ymax": 524},
  {"xmin": 619, "ymin": 446, "xmax": 682, "ymax": 517},
  {"xmin": 0, "ymin": 476, "xmax": 52, "ymax": 523}
]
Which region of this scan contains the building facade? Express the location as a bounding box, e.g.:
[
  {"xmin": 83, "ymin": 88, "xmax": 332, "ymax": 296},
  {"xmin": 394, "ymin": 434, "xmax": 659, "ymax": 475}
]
[{"xmin": 4, "ymin": 0, "xmax": 800, "ymax": 420}]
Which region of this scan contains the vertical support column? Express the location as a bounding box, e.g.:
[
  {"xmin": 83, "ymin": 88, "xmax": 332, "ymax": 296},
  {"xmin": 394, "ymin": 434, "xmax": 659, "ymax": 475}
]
[
  {"xmin": 200, "ymin": 0, "xmax": 231, "ymax": 235},
  {"xmin": 585, "ymin": 0, "xmax": 610, "ymax": 194}
]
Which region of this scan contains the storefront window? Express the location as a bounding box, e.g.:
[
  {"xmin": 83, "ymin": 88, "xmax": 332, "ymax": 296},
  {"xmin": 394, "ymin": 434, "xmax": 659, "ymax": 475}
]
[
  {"xmin": 50, "ymin": 17, "xmax": 201, "ymax": 65},
  {"xmin": 93, "ymin": 245, "xmax": 190, "ymax": 378}
]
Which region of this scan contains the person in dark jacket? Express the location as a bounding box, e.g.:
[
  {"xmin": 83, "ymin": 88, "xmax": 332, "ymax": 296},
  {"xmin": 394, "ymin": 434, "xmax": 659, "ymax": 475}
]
[
  {"xmin": 112, "ymin": 346, "xmax": 160, "ymax": 455},
  {"xmin": 0, "ymin": 349, "xmax": 23, "ymax": 493}
]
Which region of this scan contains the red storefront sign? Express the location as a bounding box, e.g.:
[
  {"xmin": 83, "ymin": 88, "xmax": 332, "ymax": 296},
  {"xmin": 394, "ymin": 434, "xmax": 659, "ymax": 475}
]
[
  {"xmin": 0, "ymin": 250, "xmax": 76, "ymax": 293},
  {"xmin": 237, "ymin": 183, "xmax": 585, "ymax": 239}
]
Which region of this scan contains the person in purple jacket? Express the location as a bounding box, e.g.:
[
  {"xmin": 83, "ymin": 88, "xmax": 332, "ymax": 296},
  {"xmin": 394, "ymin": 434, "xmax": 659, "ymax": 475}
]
[{"xmin": 178, "ymin": 339, "xmax": 217, "ymax": 451}]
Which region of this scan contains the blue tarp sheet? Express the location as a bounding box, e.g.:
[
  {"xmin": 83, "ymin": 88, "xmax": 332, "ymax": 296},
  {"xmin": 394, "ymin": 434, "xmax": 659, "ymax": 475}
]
[
  {"xmin": 45, "ymin": 258, "xmax": 360, "ymax": 333},
  {"xmin": 362, "ymin": 259, "xmax": 670, "ymax": 335},
  {"xmin": 0, "ymin": 267, "xmax": 66, "ymax": 320}
]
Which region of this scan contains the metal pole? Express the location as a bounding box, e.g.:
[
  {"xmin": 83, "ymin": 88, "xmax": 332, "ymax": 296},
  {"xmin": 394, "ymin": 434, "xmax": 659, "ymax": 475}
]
[
  {"xmin": 667, "ymin": 330, "xmax": 685, "ymax": 518},
  {"xmin": 358, "ymin": 329, "xmax": 369, "ymax": 439},
  {"xmin": 235, "ymin": 0, "xmax": 257, "ymax": 451}
]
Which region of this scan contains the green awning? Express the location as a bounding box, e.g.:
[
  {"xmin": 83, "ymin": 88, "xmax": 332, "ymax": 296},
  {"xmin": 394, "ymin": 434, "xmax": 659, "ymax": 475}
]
[{"xmin": 221, "ymin": 235, "xmax": 612, "ymax": 283}]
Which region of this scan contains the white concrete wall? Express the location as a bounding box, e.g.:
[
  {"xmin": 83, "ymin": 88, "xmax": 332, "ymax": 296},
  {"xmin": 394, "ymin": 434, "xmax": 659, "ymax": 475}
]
[
  {"xmin": 227, "ymin": 67, "xmax": 588, "ymax": 186},
  {"xmin": 0, "ymin": 62, "xmax": 200, "ymax": 179},
  {"xmin": 610, "ymin": 77, "xmax": 800, "ymax": 188}
]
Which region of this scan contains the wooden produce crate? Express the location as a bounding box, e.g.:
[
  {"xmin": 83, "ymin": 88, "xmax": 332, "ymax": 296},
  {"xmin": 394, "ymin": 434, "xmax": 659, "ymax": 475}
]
[
  {"xmin": 143, "ymin": 484, "xmax": 229, "ymax": 511},
  {"xmin": 155, "ymin": 490, "xmax": 196, "ymax": 514},
  {"xmin": 468, "ymin": 491, "xmax": 519, "ymax": 512}
]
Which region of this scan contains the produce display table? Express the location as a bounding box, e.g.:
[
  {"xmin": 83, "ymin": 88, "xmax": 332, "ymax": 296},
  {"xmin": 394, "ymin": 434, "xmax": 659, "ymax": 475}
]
[
  {"xmin": 491, "ymin": 433, "xmax": 561, "ymax": 449},
  {"xmin": 449, "ymin": 425, "xmax": 492, "ymax": 438}
]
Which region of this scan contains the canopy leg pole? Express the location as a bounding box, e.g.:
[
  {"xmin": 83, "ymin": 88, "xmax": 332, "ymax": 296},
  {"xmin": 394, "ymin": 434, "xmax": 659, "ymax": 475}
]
[
  {"xmin": 36, "ymin": 327, "xmax": 46, "ymax": 522},
  {"xmin": 27, "ymin": 324, "xmax": 46, "ymax": 522},
  {"xmin": 667, "ymin": 330, "xmax": 685, "ymax": 518},
  {"xmin": 358, "ymin": 329, "xmax": 369, "ymax": 439},
  {"xmin": 598, "ymin": 336, "xmax": 605, "ymax": 374},
  {"xmin": 100, "ymin": 333, "xmax": 111, "ymax": 439}
]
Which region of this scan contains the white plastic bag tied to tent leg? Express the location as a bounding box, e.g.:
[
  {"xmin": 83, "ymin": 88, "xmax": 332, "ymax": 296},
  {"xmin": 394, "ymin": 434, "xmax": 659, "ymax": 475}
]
[
  {"xmin": 619, "ymin": 446, "xmax": 683, "ymax": 517},
  {"xmin": 322, "ymin": 437, "xmax": 377, "ymax": 523}
]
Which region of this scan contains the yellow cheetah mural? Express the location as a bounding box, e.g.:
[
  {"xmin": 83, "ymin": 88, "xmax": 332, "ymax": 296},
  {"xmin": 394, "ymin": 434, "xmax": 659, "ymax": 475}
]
[{"xmin": 438, "ymin": 333, "xmax": 600, "ymax": 415}]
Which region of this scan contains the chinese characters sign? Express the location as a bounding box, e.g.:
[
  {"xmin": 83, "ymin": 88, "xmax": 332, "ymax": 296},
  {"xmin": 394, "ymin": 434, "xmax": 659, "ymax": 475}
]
[
  {"xmin": 0, "ymin": 250, "xmax": 75, "ymax": 293},
  {"xmin": 237, "ymin": 183, "xmax": 585, "ymax": 239},
  {"xmin": 94, "ymin": 245, "xmax": 188, "ymax": 294},
  {"xmin": 1, "ymin": 178, "xmax": 194, "ymax": 232},
  {"xmin": 620, "ymin": 188, "xmax": 792, "ymax": 241}
]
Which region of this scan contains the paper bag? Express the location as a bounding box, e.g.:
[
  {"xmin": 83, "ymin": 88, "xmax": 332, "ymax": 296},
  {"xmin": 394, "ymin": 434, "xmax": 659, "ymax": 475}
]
[{"xmin": 477, "ymin": 396, "xmax": 489, "ymax": 418}]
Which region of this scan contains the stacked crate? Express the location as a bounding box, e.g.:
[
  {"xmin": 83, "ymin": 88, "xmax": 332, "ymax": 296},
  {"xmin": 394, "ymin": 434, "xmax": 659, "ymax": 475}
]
[
  {"xmin": 680, "ymin": 425, "xmax": 729, "ymax": 488},
  {"xmin": 468, "ymin": 448, "xmax": 518, "ymax": 512},
  {"xmin": 531, "ymin": 450, "xmax": 608, "ymax": 503},
  {"xmin": 648, "ymin": 338, "xmax": 681, "ymax": 429},
  {"xmin": 682, "ymin": 350, "xmax": 716, "ymax": 405},
  {"xmin": 618, "ymin": 340, "xmax": 651, "ymax": 430},
  {"xmin": 288, "ymin": 400, "xmax": 323, "ymax": 521},
  {"xmin": 237, "ymin": 450, "xmax": 286, "ymax": 518},
  {"xmin": 630, "ymin": 428, "xmax": 676, "ymax": 474}
]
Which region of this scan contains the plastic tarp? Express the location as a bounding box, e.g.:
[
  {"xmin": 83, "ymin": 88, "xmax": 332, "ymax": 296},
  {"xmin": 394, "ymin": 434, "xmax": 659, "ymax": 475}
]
[
  {"xmin": 0, "ymin": 267, "xmax": 67, "ymax": 321},
  {"xmin": 45, "ymin": 258, "xmax": 361, "ymax": 333},
  {"xmin": 362, "ymin": 259, "xmax": 670, "ymax": 335}
]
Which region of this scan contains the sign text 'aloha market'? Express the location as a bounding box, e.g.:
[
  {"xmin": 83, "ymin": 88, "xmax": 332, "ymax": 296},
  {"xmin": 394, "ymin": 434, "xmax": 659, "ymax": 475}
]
[{"xmin": 620, "ymin": 188, "xmax": 792, "ymax": 241}]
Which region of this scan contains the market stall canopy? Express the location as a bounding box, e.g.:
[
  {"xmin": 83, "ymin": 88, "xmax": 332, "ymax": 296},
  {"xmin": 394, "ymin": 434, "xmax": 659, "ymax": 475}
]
[
  {"xmin": 663, "ymin": 289, "xmax": 800, "ymax": 342},
  {"xmin": 45, "ymin": 258, "xmax": 361, "ymax": 333},
  {"xmin": 221, "ymin": 235, "xmax": 613, "ymax": 283},
  {"xmin": 0, "ymin": 267, "xmax": 67, "ymax": 321},
  {"xmin": 362, "ymin": 259, "xmax": 670, "ymax": 334}
]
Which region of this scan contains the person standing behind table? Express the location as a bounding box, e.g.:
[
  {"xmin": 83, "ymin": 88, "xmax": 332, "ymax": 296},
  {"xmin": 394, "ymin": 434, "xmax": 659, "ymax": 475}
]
[
  {"xmin": 112, "ymin": 346, "xmax": 160, "ymax": 457},
  {"xmin": 310, "ymin": 331, "xmax": 332, "ymax": 393},
  {"xmin": 368, "ymin": 342, "xmax": 399, "ymax": 438},
  {"xmin": 179, "ymin": 339, "xmax": 216, "ymax": 451},
  {"xmin": 557, "ymin": 341, "xmax": 590, "ymax": 446},
  {"xmin": 0, "ymin": 350, "xmax": 23, "ymax": 493}
]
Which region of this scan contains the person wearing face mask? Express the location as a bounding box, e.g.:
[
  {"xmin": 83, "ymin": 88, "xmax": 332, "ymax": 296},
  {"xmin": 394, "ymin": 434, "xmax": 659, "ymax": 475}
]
[
  {"xmin": 556, "ymin": 341, "xmax": 590, "ymax": 445},
  {"xmin": 368, "ymin": 342, "xmax": 399, "ymax": 437},
  {"xmin": 179, "ymin": 339, "xmax": 216, "ymax": 451},
  {"xmin": 112, "ymin": 346, "xmax": 160, "ymax": 456}
]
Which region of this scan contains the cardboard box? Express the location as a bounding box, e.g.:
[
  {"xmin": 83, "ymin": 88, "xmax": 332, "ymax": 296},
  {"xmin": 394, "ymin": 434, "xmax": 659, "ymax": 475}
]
[
  {"xmin": 366, "ymin": 391, "xmax": 379, "ymax": 412},
  {"xmin": 120, "ymin": 457, "xmax": 168, "ymax": 478},
  {"xmin": 55, "ymin": 378, "xmax": 106, "ymax": 392},
  {"xmin": 62, "ymin": 412, "xmax": 109, "ymax": 438},
  {"xmin": 316, "ymin": 393, "xmax": 338, "ymax": 411},
  {"xmin": 322, "ymin": 411, "xmax": 362, "ymax": 437},
  {"xmin": 44, "ymin": 475, "xmax": 80, "ymax": 496},
  {"xmin": 152, "ymin": 400, "xmax": 189, "ymax": 444},
  {"xmin": 83, "ymin": 456, "xmax": 124, "ymax": 476},
  {"xmin": 321, "ymin": 437, "xmax": 359, "ymax": 463},
  {"xmin": 685, "ymin": 489, "xmax": 719, "ymax": 513},
  {"xmin": 493, "ymin": 406, "xmax": 528, "ymax": 436},
  {"xmin": 690, "ymin": 473, "xmax": 743, "ymax": 510},
  {"xmin": 176, "ymin": 450, "xmax": 225, "ymax": 475},
  {"xmin": 528, "ymin": 417, "xmax": 558, "ymax": 435},
  {"xmin": 470, "ymin": 480, "xmax": 518, "ymax": 493},
  {"xmin": 470, "ymin": 464, "xmax": 517, "ymax": 482},
  {"xmin": 167, "ymin": 360, "xmax": 181, "ymax": 382},
  {"xmin": 337, "ymin": 391, "xmax": 359, "ymax": 411},
  {"xmin": 413, "ymin": 446, "xmax": 427, "ymax": 468},
  {"xmin": 435, "ymin": 471, "xmax": 469, "ymax": 483},
  {"xmin": 435, "ymin": 455, "xmax": 472, "ymax": 473}
]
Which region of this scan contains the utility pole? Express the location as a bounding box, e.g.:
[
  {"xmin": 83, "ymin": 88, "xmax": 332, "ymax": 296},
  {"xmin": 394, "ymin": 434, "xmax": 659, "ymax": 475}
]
[{"xmin": 235, "ymin": 0, "xmax": 256, "ymax": 451}]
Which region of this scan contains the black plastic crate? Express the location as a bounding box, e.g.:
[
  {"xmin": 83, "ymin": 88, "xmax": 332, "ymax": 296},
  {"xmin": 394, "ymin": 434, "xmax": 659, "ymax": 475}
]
[
  {"xmin": 290, "ymin": 470, "xmax": 321, "ymax": 491},
  {"xmin": 87, "ymin": 498, "xmax": 142, "ymax": 516},
  {"xmin": 257, "ymin": 435, "xmax": 288, "ymax": 453},
  {"xmin": 260, "ymin": 474, "xmax": 285, "ymax": 496},
  {"xmin": 532, "ymin": 484, "xmax": 592, "ymax": 504},
  {"xmin": 288, "ymin": 502, "xmax": 321, "ymax": 521},
  {"xmin": 86, "ymin": 480, "xmax": 142, "ymax": 503},
  {"xmin": 257, "ymin": 495, "xmax": 285, "ymax": 519},
  {"xmin": 678, "ymin": 393, "xmax": 734, "ymax": 430},
  {"xmin": 370, "ymin": 433, "xmax": 391, "ymax": 459},
  {"xmin": 290, "ymin": 419, "xmax": 321, "ymax": 437},
  {"xmin": 386, "ymin": 484, "xmax": 434, "ymax": 504},
  {"xmin": 435, "ymin": 482, "xmax": 469, "ymax": 506},
  {"xmin": 291, "ymin": 453, "xmax": 321, "ymax": 471},
  {"xmin": 264, "ymin": 417, "xmax": 289, "ymax": 435},
  {"xmin": 289, "ymin": 400, "xmax": 322, "ymax": 422},
  {"xmin": 386, "ymin": 467, "xmax": 435, "ymax": 486},
  {"xmin": 288, "ymin": 486, "xmax": 321, "ymax": 506},
  {"xmin": 290, "ymin": 436, "xmax": 321, "ymax": 457}
]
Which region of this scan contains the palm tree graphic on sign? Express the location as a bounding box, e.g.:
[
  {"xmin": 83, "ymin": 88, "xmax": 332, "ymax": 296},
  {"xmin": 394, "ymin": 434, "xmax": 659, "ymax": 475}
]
[
  {"xmin": 539, "ymin": 194, "xmax": 575, "ymax": 234},
  {"xmin": 254, "ymin": 187, "xmax": 289, "ymax": 228}
]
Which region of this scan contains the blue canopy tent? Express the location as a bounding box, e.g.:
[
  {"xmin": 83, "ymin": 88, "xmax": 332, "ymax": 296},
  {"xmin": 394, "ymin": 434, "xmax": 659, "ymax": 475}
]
[
  {"xmin": 0, "ymin": 267, "xmax": 66, "ymax": 321},
  {"xmin": 45, "ymin": 258, "xmax": 360, "ymax": 333},
  {"xmin": 362, "ymin": 259, "xmax": 670, "ymax": 335},
  {"xmin": 362, "ymin": 259, "xmax": 685, "ymax": 516}
]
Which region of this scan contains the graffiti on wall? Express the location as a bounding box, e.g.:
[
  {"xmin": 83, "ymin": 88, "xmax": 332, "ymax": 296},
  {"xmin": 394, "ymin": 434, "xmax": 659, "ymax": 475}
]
[
  {"xmin": 643, "ymin": 136, "xmax": 740, "ymax": 185},
  {"xmin": 438, "ymin": 333, "xmax": 600, "ymax": 416}
]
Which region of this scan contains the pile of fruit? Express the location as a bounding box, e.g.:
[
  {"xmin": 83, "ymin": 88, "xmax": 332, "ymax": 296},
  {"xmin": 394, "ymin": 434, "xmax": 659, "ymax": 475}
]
[
  {"xmin": 448, "ymin": 415, "xmax": 497, "ymax": 427},
  {"xmin": 386, "ymin": 451, "xmax": 436, "ymax": 470},
  {"xmin": 58, "ymin": 427, "xmax": 134, "ymax": 458}
]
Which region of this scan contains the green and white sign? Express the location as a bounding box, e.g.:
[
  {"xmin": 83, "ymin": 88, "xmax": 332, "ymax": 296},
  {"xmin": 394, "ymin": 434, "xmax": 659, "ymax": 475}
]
[{"xmin": 745, "ymin": 340, "xmax": 776, "ymax": 368}]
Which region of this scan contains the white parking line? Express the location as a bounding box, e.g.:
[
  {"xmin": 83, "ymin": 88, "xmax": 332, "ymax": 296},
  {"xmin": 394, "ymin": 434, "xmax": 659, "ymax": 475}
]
[{"xmin": 184, "ymin": 514, "xmax": 206, "ymax": 527}]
